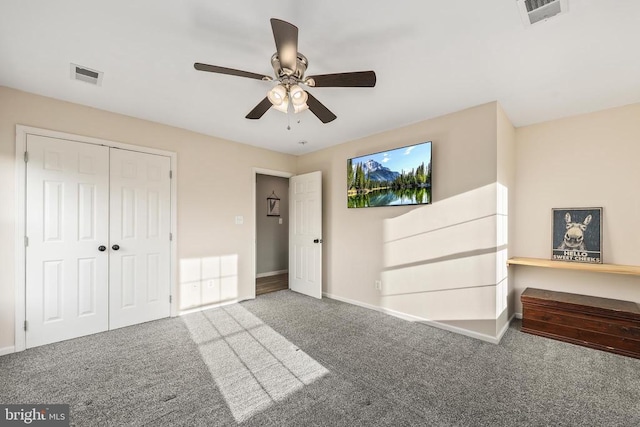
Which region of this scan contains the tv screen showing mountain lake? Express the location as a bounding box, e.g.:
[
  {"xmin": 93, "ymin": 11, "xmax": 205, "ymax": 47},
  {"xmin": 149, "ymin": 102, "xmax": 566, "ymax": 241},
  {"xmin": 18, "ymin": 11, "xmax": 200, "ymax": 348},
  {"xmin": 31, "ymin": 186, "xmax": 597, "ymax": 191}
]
[{"xmin": 347, "ymin": 142, "xmax": 432, "ymax": 208}]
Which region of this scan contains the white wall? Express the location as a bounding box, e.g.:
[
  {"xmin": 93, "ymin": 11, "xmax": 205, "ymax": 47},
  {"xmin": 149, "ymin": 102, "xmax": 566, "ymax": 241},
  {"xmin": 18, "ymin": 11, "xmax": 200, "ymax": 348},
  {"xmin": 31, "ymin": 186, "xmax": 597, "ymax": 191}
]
[
  {"xmin": 512, "ymin": 103, "xmax": 640, "ymax": 313},
  {"xmin": 0, "ymin": 86, "xmax": 296, "ymax": 351}
]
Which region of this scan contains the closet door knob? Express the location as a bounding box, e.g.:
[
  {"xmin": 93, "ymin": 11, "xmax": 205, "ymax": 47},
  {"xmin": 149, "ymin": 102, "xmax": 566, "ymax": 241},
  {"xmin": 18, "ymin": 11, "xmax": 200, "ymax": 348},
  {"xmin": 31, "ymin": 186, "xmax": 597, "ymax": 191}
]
[
  {"xmin": 98, "ymin": 245, "xmax": 106, "ymax": 252},
  {"xmin": 112, "ymin": 244, "xmax": 120, "ymax": 251}
]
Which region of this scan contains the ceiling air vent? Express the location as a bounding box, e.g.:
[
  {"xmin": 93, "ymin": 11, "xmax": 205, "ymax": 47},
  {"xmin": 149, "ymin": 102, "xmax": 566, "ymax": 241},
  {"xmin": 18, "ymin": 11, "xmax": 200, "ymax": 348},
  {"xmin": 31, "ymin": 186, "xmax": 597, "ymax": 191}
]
[
  {"xmin": 70, "ymin": 63, "xmax": 103, "ymax": 86},
  {"xmin": 517, "ymin": 0, "xmax": 568, "ymax": 26}
]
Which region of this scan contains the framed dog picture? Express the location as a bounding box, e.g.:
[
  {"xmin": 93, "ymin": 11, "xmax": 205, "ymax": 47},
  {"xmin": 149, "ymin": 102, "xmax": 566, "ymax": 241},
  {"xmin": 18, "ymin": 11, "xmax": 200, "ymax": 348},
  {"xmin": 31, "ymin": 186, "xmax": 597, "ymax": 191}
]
[{"xmin": 551, "ymin": 207, "xmax": 602, "ymax": 264}]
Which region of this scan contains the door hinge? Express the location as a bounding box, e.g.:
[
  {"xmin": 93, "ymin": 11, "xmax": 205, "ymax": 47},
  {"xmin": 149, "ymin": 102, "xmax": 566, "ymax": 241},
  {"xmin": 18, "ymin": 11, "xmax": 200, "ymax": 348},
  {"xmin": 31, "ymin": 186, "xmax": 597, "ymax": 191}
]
[
  {"xmin": 169, "ymin": 170, "xmax": 173, "ymax": 179},
  {"xmin": 24, "ymin": 152, "xmax": 28, "ymax": 163},
  {"xmin": 169, "ymin": 232, "xmax": 173, "ymax": 241},
  {"xmin": 169, "ymin": 295, "xmax": 172, "ymax": 303},
  {"xmin": 24, "ymin": 236, "xmax": 29, "ymax": 247},
  {"xmin": 24, "ymin": 320, "xmax": 28, "ymax": 331}
]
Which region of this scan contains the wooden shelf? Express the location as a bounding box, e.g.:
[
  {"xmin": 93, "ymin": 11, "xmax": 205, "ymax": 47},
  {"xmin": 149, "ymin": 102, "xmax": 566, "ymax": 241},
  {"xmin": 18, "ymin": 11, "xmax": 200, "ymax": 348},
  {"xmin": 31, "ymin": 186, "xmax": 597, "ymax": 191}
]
[{"xmin": 507, "ymin": 257, "xmax": 640, "ymax": 276}]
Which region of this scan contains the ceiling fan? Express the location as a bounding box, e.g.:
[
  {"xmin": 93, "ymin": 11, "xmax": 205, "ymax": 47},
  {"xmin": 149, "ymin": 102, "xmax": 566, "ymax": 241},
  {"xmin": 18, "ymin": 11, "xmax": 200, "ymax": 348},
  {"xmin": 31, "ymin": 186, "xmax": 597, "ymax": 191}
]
[{"xmin": 194, "ymin": 18, "xmax": 377, "ymax": 124}]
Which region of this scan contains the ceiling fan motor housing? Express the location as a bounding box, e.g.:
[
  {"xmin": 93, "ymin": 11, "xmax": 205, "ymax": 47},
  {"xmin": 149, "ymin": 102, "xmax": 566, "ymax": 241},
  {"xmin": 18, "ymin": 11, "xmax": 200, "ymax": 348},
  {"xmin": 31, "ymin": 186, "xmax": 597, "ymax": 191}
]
[{"xmin": 271, "ymin": 52, "xmax": 308, "ymax": 85}]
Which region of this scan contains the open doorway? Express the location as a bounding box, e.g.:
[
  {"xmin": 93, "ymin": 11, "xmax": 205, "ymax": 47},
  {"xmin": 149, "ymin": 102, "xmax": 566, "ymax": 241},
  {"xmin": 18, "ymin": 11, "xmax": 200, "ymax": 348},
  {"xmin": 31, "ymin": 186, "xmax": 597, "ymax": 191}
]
[{"xmin": 255, "ymin": 173, "xmax": 290, "ymax": 296}]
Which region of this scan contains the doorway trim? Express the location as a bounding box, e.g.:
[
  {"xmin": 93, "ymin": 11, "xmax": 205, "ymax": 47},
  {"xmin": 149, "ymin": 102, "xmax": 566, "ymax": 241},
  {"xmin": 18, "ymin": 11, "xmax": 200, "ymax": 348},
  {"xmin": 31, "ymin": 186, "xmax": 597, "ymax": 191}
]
[
  {"xmin": 251, "ymin": 167, "xmax": 294, "ymax": 300},
  {"xmin": 14, "ymin": 125, "xmax": 178, "ymax": 352}
]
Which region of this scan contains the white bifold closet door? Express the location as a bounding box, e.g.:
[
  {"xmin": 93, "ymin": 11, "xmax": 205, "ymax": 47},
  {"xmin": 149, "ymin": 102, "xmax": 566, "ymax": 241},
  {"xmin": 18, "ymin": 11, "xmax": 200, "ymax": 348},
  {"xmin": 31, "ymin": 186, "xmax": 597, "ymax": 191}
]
[
  {"xmin": 25, "ymin": 135, "xmax": 110, "ymax": 348},
  {"xmin": 25, "ymin": 135, "xmax": 171, "ymax": 348},
  {"xmin": 109, "ymin": 148, "xmax": 171, "ymax": 330}
]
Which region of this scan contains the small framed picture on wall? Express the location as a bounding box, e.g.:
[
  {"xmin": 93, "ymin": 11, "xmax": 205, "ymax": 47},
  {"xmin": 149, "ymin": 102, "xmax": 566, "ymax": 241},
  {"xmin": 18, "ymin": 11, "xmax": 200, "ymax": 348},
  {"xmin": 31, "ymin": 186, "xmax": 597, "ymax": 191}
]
[
  {"xmin": 551, "ymin": 207, "xmax": 602, "ymax": 264},
  {"xmin": 267, "ymin": 192, "xmax": 280, "ymax": 216}
]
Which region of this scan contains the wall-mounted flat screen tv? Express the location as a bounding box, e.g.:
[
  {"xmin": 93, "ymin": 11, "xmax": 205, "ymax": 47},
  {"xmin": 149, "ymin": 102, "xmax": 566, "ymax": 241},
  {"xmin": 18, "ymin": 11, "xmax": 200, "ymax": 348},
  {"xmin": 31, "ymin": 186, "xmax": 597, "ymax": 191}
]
[{"xmin": 347, "ymin": 141, "xmax": 432, "ymax": 208}]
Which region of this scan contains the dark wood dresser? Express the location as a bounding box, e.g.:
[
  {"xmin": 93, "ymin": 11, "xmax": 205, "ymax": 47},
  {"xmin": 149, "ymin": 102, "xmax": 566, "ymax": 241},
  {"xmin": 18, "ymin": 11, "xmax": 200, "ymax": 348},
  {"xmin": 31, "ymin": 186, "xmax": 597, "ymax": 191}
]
[{"xmin": 520, "ymin": 288, "xmax": 640, "ymax": 358}]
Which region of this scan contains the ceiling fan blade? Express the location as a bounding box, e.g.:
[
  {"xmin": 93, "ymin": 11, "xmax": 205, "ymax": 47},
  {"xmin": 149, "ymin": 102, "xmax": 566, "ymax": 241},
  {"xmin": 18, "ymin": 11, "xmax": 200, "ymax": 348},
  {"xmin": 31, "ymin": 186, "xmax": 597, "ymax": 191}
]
[
  {"xmin": 306, "ymin": 71, "xmax": 376, "ymax": 88},
  {"xmin": 306, "ymin": 92, "xmax": 337, "ymax": 124},
  {"xmin": 246, "ymin": 97, "xmax": 273, "ymax": 120},
  {"xmin": 194, "ymin": 63, "xmax": 270, "ymax": 81},
  {"xmin": 270, "ymin": 18, "xmax": 298, "ymax": 73}
]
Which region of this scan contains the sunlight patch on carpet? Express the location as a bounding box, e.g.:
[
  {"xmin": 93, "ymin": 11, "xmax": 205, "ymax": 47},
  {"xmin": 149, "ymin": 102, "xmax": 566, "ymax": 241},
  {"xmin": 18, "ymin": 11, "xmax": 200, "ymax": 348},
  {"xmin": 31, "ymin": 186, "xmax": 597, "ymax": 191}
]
[{"xmin": 182, "ymin": 304, "xmax": 328, "ymax": 422}]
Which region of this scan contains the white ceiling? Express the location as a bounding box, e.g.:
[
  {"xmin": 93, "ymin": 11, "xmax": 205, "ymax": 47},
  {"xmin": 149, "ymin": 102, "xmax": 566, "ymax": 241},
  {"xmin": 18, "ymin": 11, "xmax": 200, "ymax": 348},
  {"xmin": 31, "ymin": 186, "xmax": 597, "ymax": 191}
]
[{"xmin": 1, "ymin": 1, "xmax": 639, "ymax": 155}]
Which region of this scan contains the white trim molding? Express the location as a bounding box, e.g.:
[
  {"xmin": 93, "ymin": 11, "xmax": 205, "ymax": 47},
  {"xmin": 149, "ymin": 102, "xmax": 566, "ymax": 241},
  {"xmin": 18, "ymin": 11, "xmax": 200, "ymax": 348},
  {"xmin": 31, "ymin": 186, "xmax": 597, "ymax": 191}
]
[
  {"xmin": 179, "ymin": 299, "xmax": 241, "ymax": 316},
  {"xmin": 14, "ymin": 127, "xmax": 27, "ymax": 352},
  {"xmin": 0, "ymin": 346, "xmax": 16, "ymax": 357},
  {"xmin": 256, "ymin": 270, "xmax": 288, "ymax": 279},
  {"xmin": 251, "ymin": 167, "xmax": 294, "ymax": 300},
  {"xmin": 323, "ymin": 292, "xmax": 517, "ymax": 344}
]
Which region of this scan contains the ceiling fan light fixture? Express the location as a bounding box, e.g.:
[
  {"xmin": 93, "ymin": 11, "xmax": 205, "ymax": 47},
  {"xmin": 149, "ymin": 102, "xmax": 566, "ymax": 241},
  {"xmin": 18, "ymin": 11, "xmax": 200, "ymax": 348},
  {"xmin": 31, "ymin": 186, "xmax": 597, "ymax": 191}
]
[
  {"xmin": 289, "ymin": 85, "xmax": 308, "ymax": 106},
  {"xmin": 293, "ymin": 102, "xmax": 309, "ymax": 114},
  {"xmin": 272, "ymin": 95, "xmax": 289, "ymax": 113},
  {"xmin": 267, "ymin": 84, "xmax": 287, "ymax": 106}
]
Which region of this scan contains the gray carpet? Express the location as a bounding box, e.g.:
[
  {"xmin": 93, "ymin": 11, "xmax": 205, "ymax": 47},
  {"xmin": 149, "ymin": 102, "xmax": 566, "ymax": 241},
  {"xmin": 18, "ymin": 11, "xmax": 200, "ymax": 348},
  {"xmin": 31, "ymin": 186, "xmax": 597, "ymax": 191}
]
[{"xmin": 1, "ymin": 290, "xmax": 639, "ymax": 426}]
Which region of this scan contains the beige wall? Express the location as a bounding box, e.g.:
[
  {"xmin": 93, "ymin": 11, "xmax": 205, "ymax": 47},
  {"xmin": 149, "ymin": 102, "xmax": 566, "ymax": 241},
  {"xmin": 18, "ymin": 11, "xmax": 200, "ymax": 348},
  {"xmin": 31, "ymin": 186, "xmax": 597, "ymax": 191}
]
[
  {"xmin": 0, "ymin": 86, "xmax": 296, "ymax": 351},
  {"xmin": 512, "ymin": 103, "xmax": 640, "ymax": 313},
  {"xmin": 296, "ymin": 102, "xmax": 507, "ymax": 340}
]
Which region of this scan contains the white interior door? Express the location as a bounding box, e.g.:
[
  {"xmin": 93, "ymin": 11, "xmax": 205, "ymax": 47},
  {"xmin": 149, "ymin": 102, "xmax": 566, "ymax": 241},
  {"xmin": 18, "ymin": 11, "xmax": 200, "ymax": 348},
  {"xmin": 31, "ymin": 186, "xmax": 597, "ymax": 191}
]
[
  {"xmin": 109, "ymin": 149, "xmax": 171, "ymax": 329},
  {"xmin": 289, "ymin": 171, "xmax": 322, "ymax": 299},
  {"xmin": 25, "ymin": 135, "xmax": 110, "ymax": 347}
]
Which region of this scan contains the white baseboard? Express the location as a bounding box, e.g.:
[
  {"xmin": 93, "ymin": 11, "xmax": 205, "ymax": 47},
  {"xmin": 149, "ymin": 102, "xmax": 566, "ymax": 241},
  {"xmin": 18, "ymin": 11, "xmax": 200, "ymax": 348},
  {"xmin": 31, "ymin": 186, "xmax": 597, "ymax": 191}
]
[
  {"xmin": 179, "ymin": 299, "xmax": 240, "ymax": 316},
  {"xmin": 496, "ymin": 313, "xmax": 517, "ymax": 342},
  {"xmin": 323, "ymin": 292, "xmax": 393, "ymax": 317},
  {"xmin": 515, "ymin": 312, "xmax": 523, "ymax": 319},
  {"xmin": 323, "ymin": 292, "xmax": 512, "ymax": 344},
  {"xmin": 0, "ymin": 346, "xmax": 16, "ymax": 356},
  {"xmin": 256, "ymin": 270, "xmax": 288, "ymax": 279}
]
